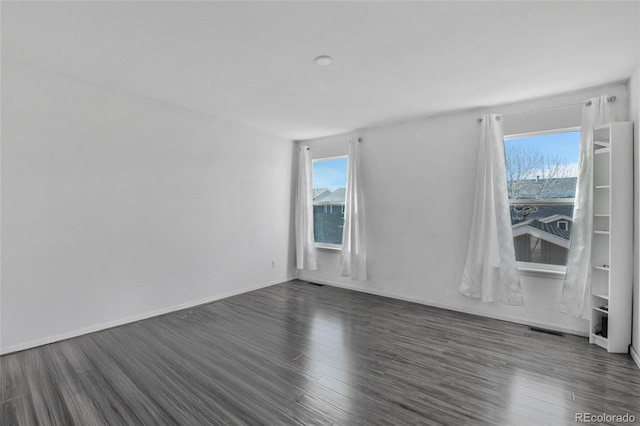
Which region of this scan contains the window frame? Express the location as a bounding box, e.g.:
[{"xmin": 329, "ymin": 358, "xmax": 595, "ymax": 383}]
[
  {"xmin": 503, "ymin": 126, "xmax": 580, "ymax": 275},
  {"xmin": 312, "ymin": 155, "xmax": 348, "ymax": 251}
]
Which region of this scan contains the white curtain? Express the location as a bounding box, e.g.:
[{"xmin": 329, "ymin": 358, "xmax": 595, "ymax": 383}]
[
  {"xmin": 338, "ymin": 139, "xmax": 367, "ymax": 280},
  {"xmin": 559, "ymin": 95, "xmax": 612, "ymax": 318},
  {"xmin": 460, "ymin": 114, "xmax": 523, "ymax": 305},
  {"xmin": 295, "ymin": 147, "xmax": 317, "ymax": 270}
]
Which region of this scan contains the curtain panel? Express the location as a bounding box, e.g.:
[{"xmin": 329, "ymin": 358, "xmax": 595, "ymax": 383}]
[
  {"xmin": 459, "ymin": 114, "xmax": 523, "ymax": 305},
  {"xmin": 295, "ymin": 147, "xmax": 317, "ymax": 270},
  {"xmin": 559, "ymin": 95, "xmax": 612, "ymax": 318},
  {"xmin": 338, "ymin": 139, "xmax": 367, "ymax": 281}
]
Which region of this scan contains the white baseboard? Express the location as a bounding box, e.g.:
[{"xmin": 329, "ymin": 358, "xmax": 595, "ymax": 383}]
[
  {"xmin": 299, "ymin": 275, "xmax": 589, "ymax": 338},
  {"xmin": 631, "ymin": 345, "xmax": 640, "ymax": 369},
  {"xmin": 1, "ymin": 276, "xmax": 295, "ymax": 355}
]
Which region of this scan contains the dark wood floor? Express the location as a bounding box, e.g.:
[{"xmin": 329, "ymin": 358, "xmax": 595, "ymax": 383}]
[{"xmin": 2, "ymin": 280, "xmax": 640, "ymax": 425}]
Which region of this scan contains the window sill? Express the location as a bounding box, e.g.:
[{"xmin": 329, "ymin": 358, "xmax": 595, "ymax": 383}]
[
  {"xmin": 517, "ymin": 262, "xmax": 566, "ymax": 279},
  {"xmin": 314, "ymin": 243, "xmax": 342, "ymax": 252}
]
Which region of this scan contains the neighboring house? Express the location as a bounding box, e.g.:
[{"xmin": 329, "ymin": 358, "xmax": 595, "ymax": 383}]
[
  {"xmin": 508, "ymin": 177, "xmax": 576, "ymax": 223},
  {"xmin": 313, "ymin": 188, "xmax": 346, "ymax": 244},
  {"xmin": 508, "ymin": 177, "xmax": 577, "ymax": 199},
  {"xmin": 512, "ymin": 216, "xmax": 572, "ymax": 265},
  {"xmin": 539, "ymin": 214, "xmax": 573, "ymax": 233},
  {"xmin": 508, "ymin": 177, "xmax": 576, "ymax": 264}
]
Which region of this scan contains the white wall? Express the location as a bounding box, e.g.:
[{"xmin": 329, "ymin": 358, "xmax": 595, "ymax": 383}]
[
  {"xmin": 298, "ymin": 83, "xmax": 629, "ymax": 336},
  {"xmin": 630, "ymin": 62, "xmax": 640, "ymax": 364},
  {"xmin": 0, "ymin": 62, "xmax": 296, "ymax": 353}
]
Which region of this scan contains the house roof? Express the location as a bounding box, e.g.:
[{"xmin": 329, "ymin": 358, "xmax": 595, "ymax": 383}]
[
  {"xmin": 313, "ymin": 188, "xmax": 330, "ymax": 199},
  {"xmin": 314, "ymin": 188, "xmax": 346, "ymax": 205},
  {"xmin": 512, "ymin": 204, "xmax": 575, "ymax": 222},
  {"xmin": 530, "ymin": 220, "xmax": 570, "ymax": 240},
  {"xmin": 508, "ymin": 177, "xmax": 577, "ymax": 199},
  {"xmin": 512, "ymin": 219, "xmax": 571, "ymax": 249},
  {"xmin": 540, "ymin": 215, "xmax": 573, "ymax": 224}
]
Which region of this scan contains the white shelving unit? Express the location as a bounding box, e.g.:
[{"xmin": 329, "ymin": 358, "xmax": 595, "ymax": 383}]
[{"xmin": 589, "ymin": 122, "xmax": 633, "ymax": 353}]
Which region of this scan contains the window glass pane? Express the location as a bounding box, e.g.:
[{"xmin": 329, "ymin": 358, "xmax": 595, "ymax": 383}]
[
  {"xmin": 312, "ymin": 157, "xmax": 347, "ymax": 245},
  {"xmin": 504, "ymin": 130, "xmax": 580, "ymax": 266}
]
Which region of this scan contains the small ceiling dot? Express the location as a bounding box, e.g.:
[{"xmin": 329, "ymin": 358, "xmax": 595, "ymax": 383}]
[{"xmin": 314, "ymin": 55, "xmax": 333, "ymax": 66}]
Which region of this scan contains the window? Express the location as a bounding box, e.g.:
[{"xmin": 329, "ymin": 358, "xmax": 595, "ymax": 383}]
[
  {"xmin": 504, "ymin": 129, "xmax": 580, "ymax": 268},
  {"xmin": 312, "ymin": 157, "xmax": 348, "ymax": 247}
]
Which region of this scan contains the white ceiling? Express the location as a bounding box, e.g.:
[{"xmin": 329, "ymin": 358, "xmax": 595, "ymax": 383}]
[{"xmin": 2, "ymin": 1, "xmax": 639, "ymax": 140}]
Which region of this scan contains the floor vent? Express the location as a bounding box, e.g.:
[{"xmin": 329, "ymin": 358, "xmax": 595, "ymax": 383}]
[{"xmin": 529, "ymin": 326, "xmax": 564, "ymax": 337}]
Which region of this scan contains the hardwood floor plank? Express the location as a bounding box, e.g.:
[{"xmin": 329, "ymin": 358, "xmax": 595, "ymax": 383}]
[
  {"xmin": 1, "ymin": 395, "xmax": 37, "ymax": 426},
  {"xmin": 92, "ymin": 329, "xmax": 286, "ymax": 425},
  {"xmin": 294, "ymin": 392, "xmax": 351, "ymax": 426},
  {"xmin": 2, "ymin": 279, "xmax": 640, "ymax": 425},
  {"xmin": 38, "ymin": 345, "xmax": 104, "ymax": 425},
  {"xmin": 120, "ymin": 323, "xmax": 322, "ymax": 425},
  {"xmin": 74, "ymin": 336, "xmax": 181, "ymax": 425},
  {"xmin": 0, "ymin": 354, "xmax": 27, "ymax": 403}
]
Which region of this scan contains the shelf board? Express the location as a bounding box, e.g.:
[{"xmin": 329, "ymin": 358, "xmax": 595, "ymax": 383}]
[
  {"xmin": 594, "ymin": 147, "xmax": 611, "ymax": 154},
  {"xmin": 591, "ymin": 333, "xmax": 608, "ymax": 350},
  {"xmin": 593, "ymin": 230, "xmax": 610, "ymax": 235},
  {"xmin": 593, "ymin": 214, "xmax": 610, "ymax": 217},
  {"xmin": 594, "ymin": 123, "xmax": 612, "ymax": 131},
  {"xmin": 593, "ymin": 266, "xmax": 610, "ymax": 272},
  {"xmin": 593, "ymin": 293, "xmax": 609, "ymax": 300},
  {"xmin": 593, "ymin": 307, "xmax": 609, "ymax": 314},
  {"xmin": 593, "ymin": 140, "xmax": 611, "ymax": 148},
  {"xmin": 594, "ymin": 185, "xmax": 610, "ymax": 189}
]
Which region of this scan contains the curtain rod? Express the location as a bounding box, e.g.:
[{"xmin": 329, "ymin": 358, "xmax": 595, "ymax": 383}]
[
  {"xmin": 476, "ymin": 96, "xmax": 616, "ymax": 122},
  {"xmin": 299, "ymin": 137, "xmax": 363, "ymax": 149}
]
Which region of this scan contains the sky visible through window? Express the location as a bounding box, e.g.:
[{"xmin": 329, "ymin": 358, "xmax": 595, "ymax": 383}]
[
  {"xmin": 504, "ymin": 130, "xmax": 581, "ymax": 178},
  {"xmin": 313, "ymin": 157, "xmax": 348, "ymax": 190}
]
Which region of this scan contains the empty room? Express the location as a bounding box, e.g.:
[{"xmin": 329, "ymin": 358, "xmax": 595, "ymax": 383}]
[{"xmin": 2, "ymin": 1, "xmax": 640, "ymax": 425}]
